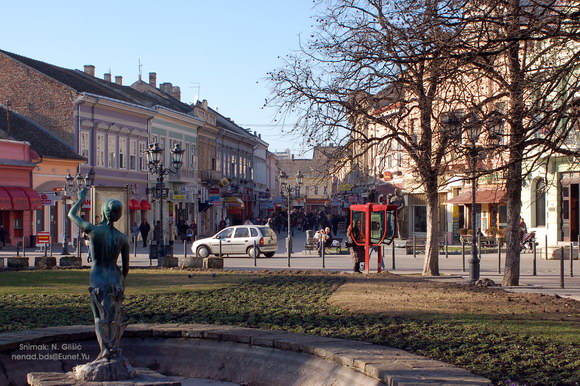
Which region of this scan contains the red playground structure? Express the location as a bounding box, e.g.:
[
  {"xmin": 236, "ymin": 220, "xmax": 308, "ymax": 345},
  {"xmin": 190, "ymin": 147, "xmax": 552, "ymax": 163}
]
[{"xmin": 349, "ymin": 203, "xmax": 398, "ymax": 273}]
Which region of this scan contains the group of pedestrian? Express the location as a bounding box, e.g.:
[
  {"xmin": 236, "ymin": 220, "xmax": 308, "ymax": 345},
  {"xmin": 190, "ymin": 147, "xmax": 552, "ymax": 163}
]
[{"xmin": 133, "ymin": 218, "xmax": 198, "ymax": 248}]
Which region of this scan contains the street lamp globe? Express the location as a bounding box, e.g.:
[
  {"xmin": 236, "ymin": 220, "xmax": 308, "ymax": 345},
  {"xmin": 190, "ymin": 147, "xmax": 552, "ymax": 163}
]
[
  {"xmin": 65, "ymin": 173, "xmax": 75, "ymax": 193},
  {"xmin": 170, "ymin": 142, "xmax": 185, "ymax": 170},
  {"xmin": 279, "ymin": 170, "xmax": 288, "ymax": 186},
  {"xmin": 146, "ymin": 143, "xmax": 163, "ymax": 166}
]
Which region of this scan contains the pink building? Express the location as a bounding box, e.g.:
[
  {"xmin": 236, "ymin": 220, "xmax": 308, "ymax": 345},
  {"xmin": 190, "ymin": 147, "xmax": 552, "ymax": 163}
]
[{"xmin": 0, "ymin": 139, "xmax": 42, "ymax": 247}]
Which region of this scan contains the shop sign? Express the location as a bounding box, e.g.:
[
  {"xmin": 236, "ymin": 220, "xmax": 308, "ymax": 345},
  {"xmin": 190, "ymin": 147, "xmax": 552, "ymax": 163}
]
[
  {"xmin": 82, "ymin": 199, "xmax": 91, "ymax": 209},
  {"xmin": 36, "ymin": 231, "xmax": 50, "ymax": 244},
  {"xmin": 383, "ymin": 171, "xmax": 393, "ymax": 181},
  {"xmin": 40, "ymin": 192, "xmax": 57, "ymax": 206},
  {"xmin": 339, "ymin": 184, "xmax": 352, "ymax": 192},
  {"xmin": 173, "ymin": 194, "xmax": 186, "ymax": 200}
]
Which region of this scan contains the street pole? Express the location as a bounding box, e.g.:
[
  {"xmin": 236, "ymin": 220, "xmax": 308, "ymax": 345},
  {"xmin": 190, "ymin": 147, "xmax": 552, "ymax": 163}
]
[
  {"xmin": 287, "ymin": 188, "xmax": 292, "ymax": 267},
  {"xmin": 469, "ymin": 149, "xmax": 480, "ymax": 283},
  {"xmin": 158, "ymin": 172, "xmax": 165, "ymax": 262},
  {"xmin": 61, "ymin": 199, "xmax": 70, "ymax": 255}
]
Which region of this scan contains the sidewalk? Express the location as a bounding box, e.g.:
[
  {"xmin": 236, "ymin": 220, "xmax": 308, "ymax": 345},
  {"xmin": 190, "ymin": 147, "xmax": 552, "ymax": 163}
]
[{"xmin": 2, "ymin": 230, "xmax": 579, "ymax": 301}]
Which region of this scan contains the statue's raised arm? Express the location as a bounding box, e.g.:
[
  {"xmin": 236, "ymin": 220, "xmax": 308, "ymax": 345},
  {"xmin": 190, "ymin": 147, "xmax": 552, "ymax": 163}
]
[{"xmin": 68, "ymin": 186, "xmax": 95, "ymax": 234}]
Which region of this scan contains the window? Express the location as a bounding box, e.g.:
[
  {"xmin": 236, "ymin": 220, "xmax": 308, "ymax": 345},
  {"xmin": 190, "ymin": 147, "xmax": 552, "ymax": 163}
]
[
  {"xmin": 234, "ymin": 227, "xmax": 249, "ymax": 238},
  {"xmin": 305, "ymin": 186, "xmax": 310, "ymax": 196},
  {"xmin": 535, "ymin": 179, "xmax": 546, "ymax": 226},
  {"xmin": 323, "ymin": 186, "xmax": 328, "ymax": 196},
  {"xmin": 314, "ymin": 186, "xmax": 319, "ymax": 195},
  {"xmin": 96, "ymin": 134, "xmax": 105, "ymax": 166},
  {"xmin": 413, "ymin": 206, "xmax": 427, "ymax": 233},
  {"xmin": 129, "ymin": 140, "xmax": 137, "ymax": 170},
  {"xmin": 250, "ymin": 228, "xmax": 258, "ymax": 237},
  {"xmin": 108, "ymin": 135, "xmax": 117, "ymax": 168},
  {"xmin": 139, "ymin": 142, "xmax": 147, "ymax": 171},
  {"xmin": 191, "ymin": 145, "xmax": 197, "ymax": 169},
  {"xmin": 119, "ymin": 137, "xmax": 127, "ymax": 169},
  {"xmin": 80, "ymin": 132, "xmax": 89, "ymax": 158}
]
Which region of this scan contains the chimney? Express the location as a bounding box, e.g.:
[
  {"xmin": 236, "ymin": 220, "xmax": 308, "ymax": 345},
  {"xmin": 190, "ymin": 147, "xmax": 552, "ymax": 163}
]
[
  {"xmin": 171, "ymin": 86, "xmax": 181, "ymax": 101},
  {"xmin": 115, "ymin": 76, "xmax": 123, "ymax": 85},
  {"xmin": 149, "ymin": 72, "xmax": 157, "ymax": 87},
  {"xmin": 104, "ymin": 73, "xmax": 111, "ymax": 82},
  {"xmin": 84, "ymin": 65, "xmax": 95, "ymax": 77},
  {"xmin": 160, "ymin": 82, "xmax": 173, "ymax": 94}
]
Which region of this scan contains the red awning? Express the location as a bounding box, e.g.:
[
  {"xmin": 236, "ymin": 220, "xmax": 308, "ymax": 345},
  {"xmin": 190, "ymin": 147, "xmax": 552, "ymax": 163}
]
[
  {"xmin": 140, "ymin": 199, "xmax": 152, "ymax": 211},
  {"xmin": 129, "ymin": 199, "xmax": 141, "ymax": 210},
  {"xmin": 4, "ymin": 187, "xmax": 30, "ymax": 210},
  {"xmin": 21, "ymin": 187, "xmax": 42, "ymax": 210},
  {"xmin": 0, "ymin": 188, "xmax": 11, "ymax": 210},
  {"xmin": 446, "ymin": 190, "xmax": 506, "ymax": 205}
]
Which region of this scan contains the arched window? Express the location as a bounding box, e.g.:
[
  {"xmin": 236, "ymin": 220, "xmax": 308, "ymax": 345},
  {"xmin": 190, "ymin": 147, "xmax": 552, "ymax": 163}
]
[{"xmin": 535, "ymin": 179, "xmax": 546, "ymax": 226}]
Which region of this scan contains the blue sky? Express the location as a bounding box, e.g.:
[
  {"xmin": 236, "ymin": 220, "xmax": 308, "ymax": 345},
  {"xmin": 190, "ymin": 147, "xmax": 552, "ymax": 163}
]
[{"xmin": 1, "ymin": 0, "xmax": 318, "ymax": 155}]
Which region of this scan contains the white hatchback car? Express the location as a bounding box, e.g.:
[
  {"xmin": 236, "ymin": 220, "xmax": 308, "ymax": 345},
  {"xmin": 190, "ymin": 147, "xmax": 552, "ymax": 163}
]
[{"xmin": 192, "ymin": 225, "xmax": 278, "ymax": 258}]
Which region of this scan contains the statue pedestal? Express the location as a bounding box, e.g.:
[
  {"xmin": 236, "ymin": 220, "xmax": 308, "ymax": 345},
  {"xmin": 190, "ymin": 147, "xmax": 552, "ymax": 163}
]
[
  {"xmin": 27, "ymin": 367, "xmax": 182, "ymax": 385},
  {"xmin": 180, "ymin": 256, "xmax": 203, "ymax": 268},
  {"xmin": 73, "ymin": 356, "xmax": 135, "ymax": 381},
  {"xmin": 7, "ymin": 257, "xmax": 29, "ymax": 268}
]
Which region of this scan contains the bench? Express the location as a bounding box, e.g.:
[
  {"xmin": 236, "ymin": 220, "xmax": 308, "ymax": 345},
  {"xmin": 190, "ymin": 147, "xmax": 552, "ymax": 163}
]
[
  {"xmin": 305, "ymin": 237, "xmax": 344, "ymax": 255},
  {"xmin": 405, "ymin": 237, "xmax": 446, "ymax": 255}
]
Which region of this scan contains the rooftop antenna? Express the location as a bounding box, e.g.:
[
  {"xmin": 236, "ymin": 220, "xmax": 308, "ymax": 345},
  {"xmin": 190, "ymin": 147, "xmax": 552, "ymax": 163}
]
[
  {"xmin": 190, "ymin": 82, "xmax": 201, "ymax": 103},
  {"xmin": 138, "ymin": 59, "xmax": 143, "ymax": 81}
]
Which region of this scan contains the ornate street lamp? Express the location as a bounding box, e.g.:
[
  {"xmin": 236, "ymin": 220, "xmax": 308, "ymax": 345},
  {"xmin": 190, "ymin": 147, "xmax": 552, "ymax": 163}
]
[
  {"xmin": 280, "ymin": 169, "xmax": 303, "ymax": 267},
  {"xmin": 145, "ymin": 142, "xmax": 184, "ymax": 264},
  {"xmin": 465, "ymin": 113, "xmax": 482, "ymax": 283},
  {"xmin": 62, "ymin": 168, "xmax": 94, "ymax": 256}
]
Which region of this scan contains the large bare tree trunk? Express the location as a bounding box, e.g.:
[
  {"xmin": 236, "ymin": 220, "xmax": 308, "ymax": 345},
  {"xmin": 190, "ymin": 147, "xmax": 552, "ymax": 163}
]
[{"xmin": 423, "ymin": 175, "xmax": 440, "ymax": 276}]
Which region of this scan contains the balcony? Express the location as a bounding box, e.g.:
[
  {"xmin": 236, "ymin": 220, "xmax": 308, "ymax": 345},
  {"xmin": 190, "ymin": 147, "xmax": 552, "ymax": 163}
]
[
  {"xmin": 167, "ymin": 168, "xmax": 197, "ymax": 182},
  {"xmin": 199, "ymin": 170, "xmax": 222, "ymax": 184}
]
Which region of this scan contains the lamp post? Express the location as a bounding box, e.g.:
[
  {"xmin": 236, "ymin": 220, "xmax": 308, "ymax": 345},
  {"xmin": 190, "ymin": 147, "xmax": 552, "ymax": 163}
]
[
  {"xmin": 145, "ymin": 142, "xmax": 185, "ymax": 263},
  {"xmin": 280, "ymin": 170, "xmax": 303, "ymax": 266},
  {"xmin": 62, "ymin": 168, "xmax": 95, "ymax": 256},
  {"xmin": 466, "ymin": 115, "xmax": 482, "ymax": 283}
]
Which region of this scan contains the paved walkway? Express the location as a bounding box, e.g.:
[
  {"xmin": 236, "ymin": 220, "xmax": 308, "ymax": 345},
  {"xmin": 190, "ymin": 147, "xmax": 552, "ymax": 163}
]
[{"xmin": 2, "ymin": 230, "xmax": 579, "ymax": 301}]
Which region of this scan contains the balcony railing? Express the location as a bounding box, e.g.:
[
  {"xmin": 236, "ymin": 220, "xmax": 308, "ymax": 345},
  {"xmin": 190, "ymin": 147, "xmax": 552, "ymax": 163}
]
[{"xmin": 199, "ymin": 170, "xmax": 222, "ymax": 183}]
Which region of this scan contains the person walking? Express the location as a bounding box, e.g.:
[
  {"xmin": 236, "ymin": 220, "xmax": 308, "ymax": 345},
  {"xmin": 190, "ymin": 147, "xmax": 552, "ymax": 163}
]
[{"xmin": 139, "ymin": 219, "xmax": 151, "ymax": 248}]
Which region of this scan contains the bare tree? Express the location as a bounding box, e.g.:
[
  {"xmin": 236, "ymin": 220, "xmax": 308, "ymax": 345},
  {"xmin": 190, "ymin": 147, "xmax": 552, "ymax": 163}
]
[
  {"xmin": 269, "ymin": 0, "xmax": 580, "ymax": 284},
  {"xmin": 454, "ymin": 0, "xmax": 580, "ymax": 285},
  {"xmin": 268, "ymin": 0, "xmax": 476, "ymax": 275}
]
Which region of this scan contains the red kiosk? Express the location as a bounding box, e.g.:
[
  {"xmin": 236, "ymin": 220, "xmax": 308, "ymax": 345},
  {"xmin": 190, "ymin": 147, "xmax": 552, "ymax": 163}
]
[{"xmin": 350, "ymin": 203, "xmax": 398, "ymax": 273}]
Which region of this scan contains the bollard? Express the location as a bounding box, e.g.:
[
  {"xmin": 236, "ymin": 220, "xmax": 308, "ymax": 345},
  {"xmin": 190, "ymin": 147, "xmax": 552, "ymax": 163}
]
[
  {"xmin": 219, "ymin": 239, "xmax": 223, "ymax": 258},
  {"xmin": 560, "ymin": 246, "xmax": 565, "ymax": 289},
  {"xmin": 392, "ymin": 240, "xmax": 396, "ymax": 270},
  {"xmin": 545, "ymin": 234, "xmax": 548, "ymax": 260},
  {"xmin": 322, "ymin": 243, "xmax": 326, "ymax": 269},
  {"xmin": 461, "ymin": 239, "xmax": 466, "ymax": 272},
  {"xmin": 477, "ymin": 234, "xmax": 482, "ymax": 261},
  {"xmin": 44, "ymin": 243, "xmax": 48, "ymax": 257},
  {"xmin": 498, "ymin": 239, "xmax": 502, "ymax": 274},
  {"xmin": 253, "ymin": 240, "xmax": 257, "ymax": 267},
  {"xmin": 134, "ymin": 236, "xmax": 137, "ymax": 257},
  {"xmin": 23, "ymin": 240, "xmax": 26, "ymax": 258},
  {"xmin": 532, "ymin": 239, "xmax": 537, "ymax": 276},
  {"xmin": 444, "ymin": 236, "xmax": 448, "ymax": 259},
  {"xmin": 413, "ymin": 235, "xmax": 417, "ymax": 259},
  {"xmin": 184, "ymin": 239, "xmax": 187, "ymax": 258},
  {"xmin": 16, "ymin": 242, "xmax": 20, "ymax": 257},
  {"xmin": 571, "ymin": 238, "xmax": 575, "ymax": 278}
]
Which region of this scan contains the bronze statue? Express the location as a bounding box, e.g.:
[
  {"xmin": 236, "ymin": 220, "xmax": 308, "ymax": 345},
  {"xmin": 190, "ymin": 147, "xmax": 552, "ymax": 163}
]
[{"xmin": 68, "ymin": 187, "xmax": 134, "ymax": 381}]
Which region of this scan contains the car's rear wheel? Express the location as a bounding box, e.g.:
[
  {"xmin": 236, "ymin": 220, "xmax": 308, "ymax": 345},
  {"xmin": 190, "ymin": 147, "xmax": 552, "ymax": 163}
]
[
  {"xmin": 196, "ymin": 245, "xmax": 210, "ymax": 258},
  {"xmin": 263, "ymin": 252, "xmax": 275, "ymax": 258},
  {"xmin": 247, "ymin": 246, "xmax": 260, "ymax": 258}
]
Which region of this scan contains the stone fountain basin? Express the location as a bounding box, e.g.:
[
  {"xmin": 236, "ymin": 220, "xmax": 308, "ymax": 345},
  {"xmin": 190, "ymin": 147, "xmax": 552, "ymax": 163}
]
[{"xmin": 0, "ymin": 324, "xmax": 490, "ymax": 385}]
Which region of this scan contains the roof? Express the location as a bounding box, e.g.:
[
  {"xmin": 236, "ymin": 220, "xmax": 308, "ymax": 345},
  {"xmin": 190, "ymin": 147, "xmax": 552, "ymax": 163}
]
[
  {"xmin": 0, "ymin": 105, "xmax": 85, "ymax": 161},
  {"xmin": 0, "ymin": 49, "xmax": 192, "ymax": 114},
  {"xmin": 445, "ymin": 189, "xmax": 506, "ymax": 204}
]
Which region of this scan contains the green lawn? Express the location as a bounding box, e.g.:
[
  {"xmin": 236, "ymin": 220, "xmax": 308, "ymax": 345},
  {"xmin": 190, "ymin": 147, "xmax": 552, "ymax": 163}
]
[{"xmin": 0, "ymin": 269, "xmax": 578, "ymax": 385}]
